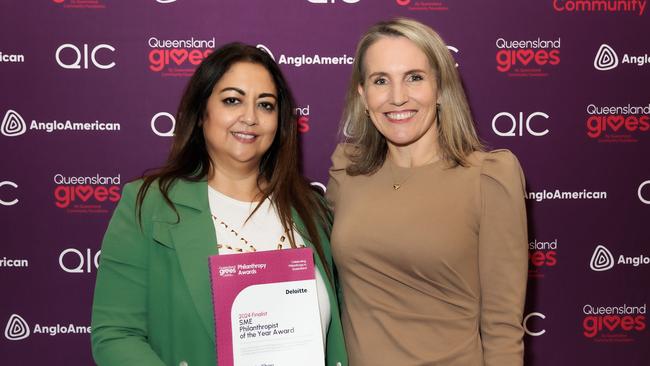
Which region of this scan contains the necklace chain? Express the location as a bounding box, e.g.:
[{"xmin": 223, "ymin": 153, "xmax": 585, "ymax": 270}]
[
  {"xmin": 387, "ymin": 154, "xmax": 439, "ymax": 191},
  {"xmin": 211, "ymin": 214, "xmax": 304, "ymax": 253}
]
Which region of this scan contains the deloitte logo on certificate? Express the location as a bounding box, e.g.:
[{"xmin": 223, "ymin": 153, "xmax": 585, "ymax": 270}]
[{"xmin": 209, "ymin": 248, "xmax": 325, "ymax": 366}]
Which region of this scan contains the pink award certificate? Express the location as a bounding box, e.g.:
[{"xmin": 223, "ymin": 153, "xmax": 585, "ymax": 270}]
[{"xmin": 209, "ymin": 247, "xmax": 325, "ymax": 366}]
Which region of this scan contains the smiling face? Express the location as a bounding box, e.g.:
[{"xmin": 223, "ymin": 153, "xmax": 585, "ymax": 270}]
[
  {"xmin": 358, "ymin": 36, "xmax": 439, "ymax": 151},
  {"xmin": 202, "ymin": 61, "xmax": 278, "ymax": 170}
]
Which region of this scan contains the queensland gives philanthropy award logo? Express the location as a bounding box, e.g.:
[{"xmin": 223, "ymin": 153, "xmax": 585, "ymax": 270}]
[
  {"xmin": 583, "ymin": 304, "xmax": 646, "ymax": 342},
  {"xmin": 395, "ymin": 0, "xmax": 449, "ymax": 11},
  {"xmin": 4, "ymin": 313, "xmax": 90, "ymax": 341},
  {"xmin": 496, "ymin": 37, "xmax": 560, "ymax": 77},
  {"xmin": 53, "ymin": 173, "xmax": 121, "ymax": 214},
  {"xmin": 52, "ymin": 0, "xmax": 107, "ymax": 9},
  {"xmin": 553, "ymin": 0, "xmax": 647, "ymax": 15},
  {"xmin": 529, "ymin": 238, "xmax": 557, "ymax": 278},
  {"xmin": 589, "ymin": 244, "xmax": 649, "ymax": 271},
  {"xmin": 1, "ymin": 109, "xmax": 120, "ymax": 137},
  {"xmin": 255, "ymin": 44, "xmax": 353, "ymax": 68},
  {"xmin": 148, "ymin": 37, "xmax": 214, "ymax": 77},
  {"xmin": 586, "ymin": 103, "xmax": 649, "ymax": 143},
  {"xmin": 594, "ymin": 43, "xmax": 650, "ymax": 71}
]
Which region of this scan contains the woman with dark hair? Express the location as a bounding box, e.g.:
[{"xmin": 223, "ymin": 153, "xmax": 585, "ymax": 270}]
[
  {"xmin": 91, "ymin": 43, "xmax": 347, "ymax": 366},
  {"xmin": 327, "ymin": 19, "xmax": 527, "ymax": 365}
]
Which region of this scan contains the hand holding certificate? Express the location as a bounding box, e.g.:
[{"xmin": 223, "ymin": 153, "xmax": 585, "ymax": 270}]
[{"xmin": 209, "ymin": 248, "xmax": 325, "ymax": 366}]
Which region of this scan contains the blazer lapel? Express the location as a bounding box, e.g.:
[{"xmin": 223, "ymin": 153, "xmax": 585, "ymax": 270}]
[{"xmin": 167, "ymin": 179, "xmax": 218, "ymax": 342}]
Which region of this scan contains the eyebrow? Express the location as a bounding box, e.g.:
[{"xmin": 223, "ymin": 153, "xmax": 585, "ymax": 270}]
[
  {"xmin": 219, "ymin": 87, "xmax": 277, "ymax": 100},
  {"xmin": 366, "ymin": 69, "xmax": 428, "ymax": 79}
]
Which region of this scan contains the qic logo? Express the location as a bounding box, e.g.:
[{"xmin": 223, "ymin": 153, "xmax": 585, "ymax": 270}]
[
  {"xmin": 1, "ymin": 110, "xmax": 26, "ymax": 137},
  {"xmin": 0, "ymin": 181, "xmax": 18, "ymax": 206},
  {"xmin": 496, "ymin": 37, "xmax": 560, "ymax": 76},
  {"xmin": 151, "ymin": 112, "xmax": 175, "ymax": 137},
  {"xmin": 53, "ymin": 173, "xmax": 121, "ymax": 213},
  {"xmin": 148, "ymin": 37, "xmax": 214, "ymax": 77},
  {"xmin": 589, "ymin": 244, "xmax": 649, "ymax": 271},
  {"xmin": 523, "ymin": 312, "xmax": 546, "ymax": 336},
  {"xmin": 55, "ymin": 44, "xmax": 115, "ymax": 70},
  {"xmin": 583, "ymin": 304, "xmax": 646, "ymax": 341},
  {"xmin": 4, "ymin": 314, "xmax": 29, "ymax": 341},
  {"xmin": 59, "ymin": 248, "xmax": 100, "ymax": 274},
  {"xmin": 594, "ymin": 43, "xmax": 650, "ymax": 71},
  {"xmin": 492, "ymin": 111, "xmax": 550, "ymax": 137},
  {"xmin": 529, "ymin": 239, "xmax": 557, "ymax": 278},
  {"xmin": 639, "ymin": 180, "xmax": 650, "ymax": 204},
  {"xmin": 586, "ymin": 103, "xmax": 650, "ymax": 142}
]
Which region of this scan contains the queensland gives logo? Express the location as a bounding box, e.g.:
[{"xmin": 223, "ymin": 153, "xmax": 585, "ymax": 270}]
[
  {"xmin": 529, "ymin": 239, "xmax": 557, "ymax": 278},
  {"xmin": 53, "ymin": 0, "xmax": 107, "ymax": 9},
  {"xmin": 589, "ymin": 244, "xmax": 649, "ymax": 271},
  {"xmin": 594, "ymin": 43, "xmax": 650, "ymax": 71},
  {"xmin": 553, "ymin": 0, "xmax": 647, "ymax": 15},
  {"xmin": 148, "ymin": 36, "xmax": 214, "ymax": 77},
  {"xmin": 296, "ymin": 105, "xmax": 310, "ymax": 133},
  {"xmin": 582, "ymin": 304, "xmax": 646, "ymax": 342},
  {"xmin": 1, "ymin": 109, "xmax": 120, "ymax": 137},
  {"xmin": 396, "ymin": 0, "xmax": 449, "ymax": 11},
  {"xmin": 1, "ymin": 110, "xmax": 26, "ymax": 137},
  {"xmin": 586, "ymin": 103, "xmax": 650, "ymax": 143},
  {"xmin": 53, "ymin": 173, "xmax": 121, "ymax": 213},
  {"xmin": 4, "ymin": 314, "xmax": 29, "ymax": 341},
  {"xmin": 496, "ymin": 37, "xmax": 560, "ymax": 77}
]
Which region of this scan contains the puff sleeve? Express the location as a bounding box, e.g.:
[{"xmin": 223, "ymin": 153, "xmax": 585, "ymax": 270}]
[
  {"xmin": 478, "ymin": 150, "xmax": 528, "ymax": 366},
  {"xmin": 325, "ymin": 144, "xmax": 350, "ymax": 211}
]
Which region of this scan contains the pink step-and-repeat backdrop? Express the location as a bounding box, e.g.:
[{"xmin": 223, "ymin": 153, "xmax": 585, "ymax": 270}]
[{"xmin": 1, "ymin": 1, "xmax": 648, "ymax": 365}]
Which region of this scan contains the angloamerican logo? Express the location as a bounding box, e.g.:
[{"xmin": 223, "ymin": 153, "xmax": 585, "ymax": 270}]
[
  {"xmin": 525, "ymin": 189, "xmax": 607, "ymax": 202},
  {"xmin": 1, "ymin": 109, "xmax": 120, "ymax": 137},
  {"xmin": 594, "ymin": 44, "xmax": 650, "ymax": 71},
  {"xmin": 589, "ymin": 244, "xmax": 649, "ymax": 271},
  {"xmin": 3, "ymin": 314, "xmax": 90, "ymax": 340},
  {"xmin": 256, "ymin": 44, "xmax": 353, "ymax": 67}
]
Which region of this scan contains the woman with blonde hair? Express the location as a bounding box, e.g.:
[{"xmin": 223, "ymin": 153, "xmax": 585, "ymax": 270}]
[{"xmin": 327, "ymin": 18, "xmax": 527, "ymax": 365}]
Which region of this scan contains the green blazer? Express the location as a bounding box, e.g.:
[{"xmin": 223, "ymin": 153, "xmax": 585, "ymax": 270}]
[{"xmin": 91, "ymin": 179, "xmax": 348, "ymax": 366}]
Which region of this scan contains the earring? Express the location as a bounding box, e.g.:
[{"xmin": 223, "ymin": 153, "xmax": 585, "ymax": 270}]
[{"xmin": 364, "ymin": 109, "xmax": 370, "ymax": 116}]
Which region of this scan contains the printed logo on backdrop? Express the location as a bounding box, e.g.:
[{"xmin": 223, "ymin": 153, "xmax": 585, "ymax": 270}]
[
  {"xmin": 594, "ymin": 43, "xmax": 650, "ymax": 71},
  {"xmin": 529, "ymin": 239, "xmax": 557, "ymax": 278},
  {"xmin": 0, "ymin": 256, "xmax": 28, "ymax": 269},
  {"xmin": 0, "ymin": 181, "xmax": 19, "ymax": 206},
  {"xmin": 639, "ymin": 180, "xmax": 650, "ymax": 204},
  {"xmin": 1, "ymin": 109, "xmax": 120, "ymax": 137},
  {"xmin": 525, "ymin": 189, "xmax": 607, "ymax": 202},
  {"xmin": 396, "ymin": 0, "xmax": 449, "ymax": 11},
  {"xmin": 255, "ymin": 44, "xmax": 353, "ymax": 68},
  {"xmin": 4, "ymin": 313, "xmax": 90, "ymax": 340},
  {"xmin": 586, "ymin": 103, "xmax": 650, "ymax": 143},
  {"xmin": 59, "ymin": 248, "xmax": 100, "ymax": 274},
  {"xmin": 553, "ymin": 0, "xmax": 647, "ymax": 15},
  {"xmin": 524, "ymin": 312, "xmax": 546, "ymax": 336},
  {"xmin": 55, "ymin": 44, "xmax": 115, "ymax": 69},
  {"xmin": 53, "ymin": 173, "xmax": 121, "ymax": 214},
  {"xmin": 492, "ymin": 112, "xmax": 550, "ymax": 137},
  {"xmin": 496, "ymin": 37, "xmax": 560, "ymax": 77},
  {"xmin": 52, "ymin": 0, "xmax": 107, "ymax": 9},
  {"xmin": 582, "ymin": 304, "xmax": 646, "ymax": 342},
  {"xmin": 307, "ymin": 0, "xmax": 360, "ymax": 4},
  {"xmin": 156, "ymin": 0, "xmax": 177, "ymax": 3},
  {"xmin": 0, "ymin": 51, "xmax": 25, "ymax": 64},
  {"xmin": 148, "ymin": 37, "xmax": 214, "ymax": 77},
  {"xmin": 589, "ymin": 244, "xmax": 649, "ymax": 271}
]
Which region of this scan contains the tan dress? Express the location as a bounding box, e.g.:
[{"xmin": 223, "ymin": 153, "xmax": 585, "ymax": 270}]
[{"xmin": 326, "ymin": 144, "xmax": 528, "ymax": 366}]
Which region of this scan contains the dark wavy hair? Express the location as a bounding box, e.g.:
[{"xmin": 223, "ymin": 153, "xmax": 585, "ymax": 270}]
[{"xmin": 136, "ymin": 42, "xmax": 330, "ymax": 275}]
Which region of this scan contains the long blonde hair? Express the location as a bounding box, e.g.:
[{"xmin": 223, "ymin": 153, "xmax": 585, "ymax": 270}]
[{"xmin": 341, "ymin": 18, "xmax": 483, "ymax": 175}]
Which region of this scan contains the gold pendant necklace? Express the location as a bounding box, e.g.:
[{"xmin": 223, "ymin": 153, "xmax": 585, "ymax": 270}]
[{"xmin": 387, "ymin": 154, "xmax": 440, "ymax": 191}]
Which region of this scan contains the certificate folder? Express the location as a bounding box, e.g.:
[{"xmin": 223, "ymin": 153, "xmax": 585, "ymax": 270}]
[{"xmin": 209, "ymin": 247, "xmax": 325, "ymax": 366}]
